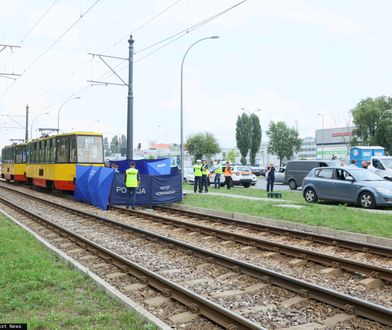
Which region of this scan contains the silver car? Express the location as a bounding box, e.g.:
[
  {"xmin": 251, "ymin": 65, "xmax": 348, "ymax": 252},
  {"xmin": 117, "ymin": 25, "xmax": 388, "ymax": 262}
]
[{"xmin": 302, "ymin": 167, "xmax": 392, "ymax": 209}]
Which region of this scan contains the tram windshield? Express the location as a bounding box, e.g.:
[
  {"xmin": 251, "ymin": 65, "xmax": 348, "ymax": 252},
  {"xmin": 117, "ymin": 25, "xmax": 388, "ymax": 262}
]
[{"xmin": 77, "ymin": 135, "xmax": 103, "ymax": 163}]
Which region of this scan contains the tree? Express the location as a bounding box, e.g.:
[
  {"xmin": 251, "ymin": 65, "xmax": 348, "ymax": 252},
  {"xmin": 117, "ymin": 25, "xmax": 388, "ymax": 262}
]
[
  {"xmin": 185, "ymin": 132, "xmax": 221, "ymax": 163},
  {"xmin": 227, "ymin": 149, "xmax": 237, "ymax": 164},
  {"xmin": 110, "ymin": 135, "xmax": 120, "ymax": 154},
  {"xmin": 351, "ymin": 96, "xmax": 392, "ymax": 154},
  {"xmin": 103, "ymin": 137, "xmax": 110, "ymax": 157},
  {"xmin": 250, "ymin": 113, "xmax": 262, "ymax": 165},
  {"xmin": 236, "ymin": 113, "xmax": 251, "ymax": 165},
  {"xmin": 267, "ymin": 121, "xmax": 302, "ymax": 166}
]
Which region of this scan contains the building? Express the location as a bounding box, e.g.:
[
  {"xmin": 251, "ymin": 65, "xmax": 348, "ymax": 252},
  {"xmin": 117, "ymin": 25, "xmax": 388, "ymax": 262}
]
[
  {"xmin": 297, "ymin": 137, "xmax": 317, "ymax": 160},
  {"xmin": 315, "ymin": 126, "xmax": 353, "ymax": 160}
]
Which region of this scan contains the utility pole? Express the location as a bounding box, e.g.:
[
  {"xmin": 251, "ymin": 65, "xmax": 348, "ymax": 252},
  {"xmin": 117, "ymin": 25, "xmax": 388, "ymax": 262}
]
[
  {"xmin": 127, "ymin": 35, "xmax": 134, "ymax": 160},
  {"xmin": 87, "ymin": 36, "xmax": 134, "ymax": 160},
  {"xmin": 0, "ymin": 44, "xmax": 21, "ymax": 81},
  {"xmin": 25, "ymin": 105, "xmax": 29, "ymax": 142}
]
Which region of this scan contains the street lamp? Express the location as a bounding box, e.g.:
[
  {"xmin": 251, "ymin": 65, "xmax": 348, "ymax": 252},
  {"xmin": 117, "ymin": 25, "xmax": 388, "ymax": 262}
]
[
  {"xmin": 30, "ymin": 112, "xmax": 49, "ymax": 139},
  {"xmin": 241, "ymin": 108, "xmax": 261, "ymax": 165},
  {"xmin": 318, "ymin": 113, "xmax": 324, "ymax": 159},
  {"xmin": 180, "ymin": 35, "xmax": 219, "ymax": 180},
  {"xmin": 57, "ymin": 96, "xmax": 81, "ymax": 132}
]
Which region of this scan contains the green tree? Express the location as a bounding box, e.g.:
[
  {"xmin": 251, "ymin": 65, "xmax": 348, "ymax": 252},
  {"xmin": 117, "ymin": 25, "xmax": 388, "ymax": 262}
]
[
  {"xmin": 351, "ymin": 96, "xmax": 392, "ymax": 153},
  {"xmin": 267, "ymin": 121, "xmax": 302, "ymax": 166},
  {"xmin": 236, "ymin": 113, "xmax": 251, "ymax": 165},
  {"xmin": 250, "ymin": 113, "xmax": 262, "ymax": 165},
  {"xmin": 110, "ymin": 135, "xmax": 119, "ymax": 154},
  {"xmin": 185, "ymin": 132, "xmax": 221, "ymax": 163},
  {"xmin": 227, "ymin": 149, "xmax": 237, "ymax": 164},
  {"xmin": 103, "ymin": 137, "xmax": 110, "ymax": 157}
]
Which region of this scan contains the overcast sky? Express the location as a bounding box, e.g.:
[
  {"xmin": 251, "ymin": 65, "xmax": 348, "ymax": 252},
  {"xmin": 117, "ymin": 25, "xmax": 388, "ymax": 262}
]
[{"xmin": 1, "ymin": 0, "xmax": 392, "ymax": 150}]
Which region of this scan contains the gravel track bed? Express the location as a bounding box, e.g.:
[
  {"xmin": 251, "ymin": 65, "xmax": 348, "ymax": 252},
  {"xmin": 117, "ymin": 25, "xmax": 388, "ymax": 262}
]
[
  {"xmin": 0, "ymin": 185, "xmax": 391, "ymax": 329},
  {"xmin": 0, "ymin": 201, "xmax": 221, "ymax": 330},
  {"xmin": 153, "ymin": 209, "xmax": 392, "ymax": 270}
]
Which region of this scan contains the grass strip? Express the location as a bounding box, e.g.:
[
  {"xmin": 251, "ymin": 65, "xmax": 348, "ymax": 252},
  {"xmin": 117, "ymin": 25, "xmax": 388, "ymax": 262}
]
[
  {"xmin": 0, "ymin": 213, "xmax": 156, "ymax": 330},
  {"xmin": 181, "ymin": 194, "xmax": 392, "ymax": 238}
]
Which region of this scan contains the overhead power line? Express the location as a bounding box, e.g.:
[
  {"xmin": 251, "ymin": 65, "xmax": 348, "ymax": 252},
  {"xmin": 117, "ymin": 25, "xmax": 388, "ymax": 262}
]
[{"xmin": 20, "ymin": 0, "xmax": 60, "ymax": 44}]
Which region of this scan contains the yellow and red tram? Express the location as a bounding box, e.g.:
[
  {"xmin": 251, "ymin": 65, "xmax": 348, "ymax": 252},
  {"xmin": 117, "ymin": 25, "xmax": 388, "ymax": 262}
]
[
  {"xmin": 1, "ymin": 132, "xmax": 104, "ymax": 191},
  {"xmin": 1, "ymin": 143, "xmax": 27, "ymax": 182}
]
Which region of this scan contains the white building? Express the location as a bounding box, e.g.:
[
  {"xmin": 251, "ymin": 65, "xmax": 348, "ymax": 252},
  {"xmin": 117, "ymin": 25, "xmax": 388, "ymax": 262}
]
[{"xmin": 297, "ymin": 137, "xmax": 317, "ymax": 159}]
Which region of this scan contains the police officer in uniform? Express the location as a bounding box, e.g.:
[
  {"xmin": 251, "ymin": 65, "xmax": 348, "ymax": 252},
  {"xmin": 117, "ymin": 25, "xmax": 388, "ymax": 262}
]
[
  {"xmin": 214, "ymin": 159, "xmax": 222, "ymax": 188},
  {"xmin": 125, "ymin": 161, "xmax": 140, "ymax": 210},
  {"xmin": 193, "ymin": 160, "xmax": 202, "ymax": 193}
]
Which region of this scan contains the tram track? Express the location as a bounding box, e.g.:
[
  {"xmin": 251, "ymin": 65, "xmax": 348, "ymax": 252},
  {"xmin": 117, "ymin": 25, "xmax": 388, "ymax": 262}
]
[{"xmin": 0, "ymin": 184, "xmax": 391, "ymax": 328}]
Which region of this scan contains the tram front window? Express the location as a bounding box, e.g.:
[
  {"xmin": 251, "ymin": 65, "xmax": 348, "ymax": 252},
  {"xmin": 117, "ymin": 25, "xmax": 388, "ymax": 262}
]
[{"xmin": 77, "ymin": 136, "xmax": 103, "ymax": 163}]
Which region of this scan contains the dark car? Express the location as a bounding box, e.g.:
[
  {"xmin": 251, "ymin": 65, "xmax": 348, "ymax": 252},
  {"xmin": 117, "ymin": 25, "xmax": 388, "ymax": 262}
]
[
  {"xmin": 285, "ymin": 160, "xmax": 338, "ymax": 190},
  {"xmin": 249, "ymin": 166, "xmax": 265, "ymax": 176},
  {"xmin": 302, "ymin": 167, "xmax": 392, "ymax": 208}
]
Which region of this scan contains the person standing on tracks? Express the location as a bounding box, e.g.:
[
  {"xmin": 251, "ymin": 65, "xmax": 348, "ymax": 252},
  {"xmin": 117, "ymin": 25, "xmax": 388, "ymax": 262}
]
[
  {"xmin": 201, "ymin": 159, "xmax": 209, "ymax": 193},
  {"xmin": 214, "ymin": 159, "xmax": 222, "ymax": 189},
  {"xmin": 125, "ymin": 161, "xmax": 140, "ymax": 210},
  {"xmin": 224, "ymin": 161, "xmax": 232, "ymax": 189},
  {"xmin": 193, "ymin": 159, "xmax": 203, "ymax": 193},
  {"xmin": 266, "ymin": 162, "xmax": 276, "ymax": 192}
]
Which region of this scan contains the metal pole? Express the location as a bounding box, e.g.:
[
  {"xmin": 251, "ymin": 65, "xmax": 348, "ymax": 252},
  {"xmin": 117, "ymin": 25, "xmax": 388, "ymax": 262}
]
[
  {"xmin": 25, "ymin": 105, "xmax": 29, "ymax": 142},
  {"xmin": 180, "ymin": 36, "xmax": 219, "ymax": 180},
  {"xmin": 127, "ymin": 35, "xmax": 134, "ymax": 160}
]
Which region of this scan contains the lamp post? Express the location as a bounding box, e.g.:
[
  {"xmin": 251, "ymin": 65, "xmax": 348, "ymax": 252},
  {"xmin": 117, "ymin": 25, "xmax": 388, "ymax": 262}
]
[
  {"xmin": 57, "ymin": 96, "xmax": 81, "ymax": 132},
  {"xmin": 30, "ymin": 112, "xmax": 49, "ymax": 139},
  {"xmin": 241, "ymin": 108, "xmax": 261, "ymax": 165},
  {"xmin": 180, "ymin": 36, "xmax": 219, "ymax": 180},
  {"xmin": 318, "ymin": 113, "xmax": 324, "ymax": 159}
]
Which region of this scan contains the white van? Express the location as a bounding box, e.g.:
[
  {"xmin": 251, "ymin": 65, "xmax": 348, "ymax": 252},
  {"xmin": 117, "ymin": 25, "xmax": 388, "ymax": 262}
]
[{"xmin": 368, "ymin": 156, "xmax": 392, "ymax": 180}]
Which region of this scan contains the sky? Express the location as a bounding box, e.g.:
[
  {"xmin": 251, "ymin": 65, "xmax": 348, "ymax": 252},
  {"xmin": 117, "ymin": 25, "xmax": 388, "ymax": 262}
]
[{"xmin": 1, "ymin": 0, "xmax": 392, "ymax": 151}]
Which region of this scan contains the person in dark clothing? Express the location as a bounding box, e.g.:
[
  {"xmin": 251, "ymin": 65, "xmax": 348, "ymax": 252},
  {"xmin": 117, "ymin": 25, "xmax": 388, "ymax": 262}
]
[{"xmin": 266, "ymin": 163, "xmax": 276, "ymax": 192}]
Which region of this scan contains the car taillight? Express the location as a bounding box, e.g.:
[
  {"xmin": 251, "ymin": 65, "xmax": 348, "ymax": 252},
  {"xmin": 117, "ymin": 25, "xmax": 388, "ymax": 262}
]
[{"xmin": 236, "ymin": 171, "xmax": 240, "ymax": 176}]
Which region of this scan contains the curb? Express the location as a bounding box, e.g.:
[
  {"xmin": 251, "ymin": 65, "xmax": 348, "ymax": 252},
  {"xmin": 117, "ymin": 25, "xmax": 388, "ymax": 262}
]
[
  {"xmin": 0, "ymin": 208, "xmax": 172, "ymax": 330},
  {"xmin": 168, "ymin": 204, "xmax": 392, "ymax": 248}
]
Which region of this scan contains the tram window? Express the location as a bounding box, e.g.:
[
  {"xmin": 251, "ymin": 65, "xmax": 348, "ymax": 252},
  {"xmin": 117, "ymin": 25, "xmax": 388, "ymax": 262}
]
[
  {"xmin": 15, "ymin": 146, "xmax": 22, "ymax": 163},
  {"xmin": 22, "ymin": 145, "xmax": 27, "ymax": 163},
  {"xmin": 27, "ymin": 144, "xmax": 32, "ymax": 163},
  {"xmin": 33, "ymin": 142, "xmax": 39, "ymax": 163},
  {"xmin": 46, "ymin": 138, "xmax": 54, "ymax": 163},
  {"xmin": 56, "ymin": 136, "xmax": 70, "ymax": 163},
  {"xmin": 77, "ymin": 135, "xmax": 103, "ymax": 163},
  {"xmin": 70, "ymin": 136, "xmax": 77, "ymax": 163},
  {"xmin": 40, "ymin": 141, "xmax": 46, "ymax": 163}
]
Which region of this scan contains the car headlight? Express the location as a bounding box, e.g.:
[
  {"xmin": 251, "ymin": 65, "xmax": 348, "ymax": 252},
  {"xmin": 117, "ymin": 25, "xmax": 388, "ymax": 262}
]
[{"xmin": 376, "ymin": 187, "xmax": 392, "ymax": 195}]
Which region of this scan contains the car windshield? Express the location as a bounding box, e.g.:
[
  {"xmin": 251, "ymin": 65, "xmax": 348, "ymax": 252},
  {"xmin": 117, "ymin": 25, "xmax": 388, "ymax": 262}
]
[
  {"xmin": 349, "ymin": 169, "xmax": 384, "ymax": 181},
  {"xmin": 382, "ymin": 158, "xmax": 392, "ymax": 169},
  {"xmin": 237, "ymin": 166, "xmax": 250, "ymax": 171}
]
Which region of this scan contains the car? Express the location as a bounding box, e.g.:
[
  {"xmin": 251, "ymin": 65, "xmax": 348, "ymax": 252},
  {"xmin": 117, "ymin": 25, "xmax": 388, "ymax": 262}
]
[
  {"xmin": 183, "ymin": 167, "xmax": 194, "ymax": 184},
  {"xmin": 302, "ymin": 167, "xmax": 392, "ymax": 209},
  {"xmin": 285, "ymin": 160, "xmax": 339, "ymax": 190},
  {"xmin": 274, "ymin": 166, "xmax": 285, "ymax": 184},
  {"xmin": 250, "ymin": 166, "xmax": 265, "ymax": 176},
  {"xmin": 209, "ymin": 165, "xmax": 253, "ymax": 188}
]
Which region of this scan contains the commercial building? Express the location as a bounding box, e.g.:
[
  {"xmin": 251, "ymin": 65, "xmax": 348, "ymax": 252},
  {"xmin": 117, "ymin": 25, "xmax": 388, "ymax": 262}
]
[
  {"xmin": 297, "ymin": 137, "xmax": 317, "ymax": 159},
  {"xmin": 315, "ymin": 126, "xmax": 353, "ymax": 160}
]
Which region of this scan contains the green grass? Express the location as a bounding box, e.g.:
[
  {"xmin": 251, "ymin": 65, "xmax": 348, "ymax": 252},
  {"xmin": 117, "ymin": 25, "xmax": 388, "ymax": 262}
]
[
  {"xmin": 0, "ymin": 214, "xmax": 156, "ymax": 330},
  {"xmin": 180, "ymin": 194, "xmax": 392, "ymax": 238},
  {"xmin": 182, "ymin": 181, "xmax": 304, "ymax": 203}
]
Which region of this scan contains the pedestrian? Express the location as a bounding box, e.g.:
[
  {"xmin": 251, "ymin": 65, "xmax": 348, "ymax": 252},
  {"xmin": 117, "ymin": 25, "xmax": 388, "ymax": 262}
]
[
  {"xmin": 201, "ymin": 159, "xmax": 209, "ymax": 193},
  {"xmin": 266, "ymin": 163, "xmax": 275, "ymax": 192},
  {"xmin": 348, "ymin": 159, "xmax": 357, "ymax": 168},
  {"xmin": 125, "ymin": 161, "xmax": 140, "ymax": 210},
  {"xmin": 111, "ymin": 163, "xmax": 119, "ymax": 173},
  {"xmin": 362, "ymin": 161, "xmax": 369, "ymax": 169},
  {"xmin": 224, "ymin": 161, "xmax": 232, "ymax": 189},
  {"xmin": 193, "ymin": 159, "xmax": 203, "ymax": 193},
  {"xmin": 214, "ymin": 159, "xmax": 222, "ymax": 189}
]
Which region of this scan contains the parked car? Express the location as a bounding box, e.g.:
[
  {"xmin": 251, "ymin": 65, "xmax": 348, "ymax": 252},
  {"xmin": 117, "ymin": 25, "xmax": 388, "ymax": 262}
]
[
  {"xmin": 250, "ymin": 166, "xmax": 265, "ymax": 176},
  {"xmin": 274, "ymin": 166, "xmax": 286, "ymax": 184},
  {"xmin": 251, "ymin": 173, "xmax": 257, "ymax": 185},
  {"xmin": 285, "ymin": 160, "xmax": 338, "ymax": 190},
  {"xmin": 209, "ymin": 165, "xmax": 253, "ymax": 188},
  {"xmin": 302, "ymin": 167, "xmax": 392, "ymax": 209},
  {"xmin": 183, "ymin": 167, "xmax": 194, "ymax": 184}
]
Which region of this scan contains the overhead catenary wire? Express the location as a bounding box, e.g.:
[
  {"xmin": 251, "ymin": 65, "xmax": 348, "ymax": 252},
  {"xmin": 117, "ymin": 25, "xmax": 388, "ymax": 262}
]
[{"xmin": 19, "ymin": 0, "xmax": 60, "ymax": 44}]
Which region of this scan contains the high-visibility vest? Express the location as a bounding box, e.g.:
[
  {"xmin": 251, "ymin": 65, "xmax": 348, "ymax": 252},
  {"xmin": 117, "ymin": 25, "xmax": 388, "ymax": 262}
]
[
  {"xmin": 125, "ymin": 168, "xmax": 139, "ymax": 187},
  {"xmin": 193, "ymin": 164, "xmax": 202, "ymax": 177},
  {"xmin": 224, "ymin": 166, "xmax": 231, "ymax": 176},
  {"xmin": 202, "ymin": 164, "xmax": 209, "ymax": 175},
  {"xmin": 215, "ymin": 165, "xmax": 222, "ymax": 174}
]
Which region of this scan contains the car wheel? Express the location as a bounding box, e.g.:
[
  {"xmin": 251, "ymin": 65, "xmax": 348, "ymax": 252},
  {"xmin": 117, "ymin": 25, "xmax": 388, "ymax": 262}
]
[
  {"xmin": 304, "ymin": 188, "xmax": 318, "ymax": 203},
  {"xmin": 359, "ymin": 191, "xmax": 376, "ymax": 209},
  {"xmin": 243, "ymin": 183, "xmax": 250, "ymax": 188},
  {"xmin": 288, "ymin": 179, "xmax": 297, "ymax": 190}
]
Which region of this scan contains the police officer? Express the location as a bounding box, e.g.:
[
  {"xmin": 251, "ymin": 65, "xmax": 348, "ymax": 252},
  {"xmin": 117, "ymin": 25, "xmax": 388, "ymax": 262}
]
[
  {"xmin": 201, "ymin": 159, "xmax": 209, "ymax": 193},
  {"xmin": 193, "ymin": 160, "xmax": 202, "ymax": 193},
  {"xmin": 125, "ymin": 161, "xmax": 140, "ymax": 210},
  {"xmin": 214, "ymin": 159, "xmax": 222, "ymax": 188}
]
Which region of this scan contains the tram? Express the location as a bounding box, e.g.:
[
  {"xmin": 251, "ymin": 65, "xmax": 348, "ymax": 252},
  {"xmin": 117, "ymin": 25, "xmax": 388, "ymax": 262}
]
[{"xmin": 1, "ymin": 132, "xmax": 104, "ymax": 191}]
